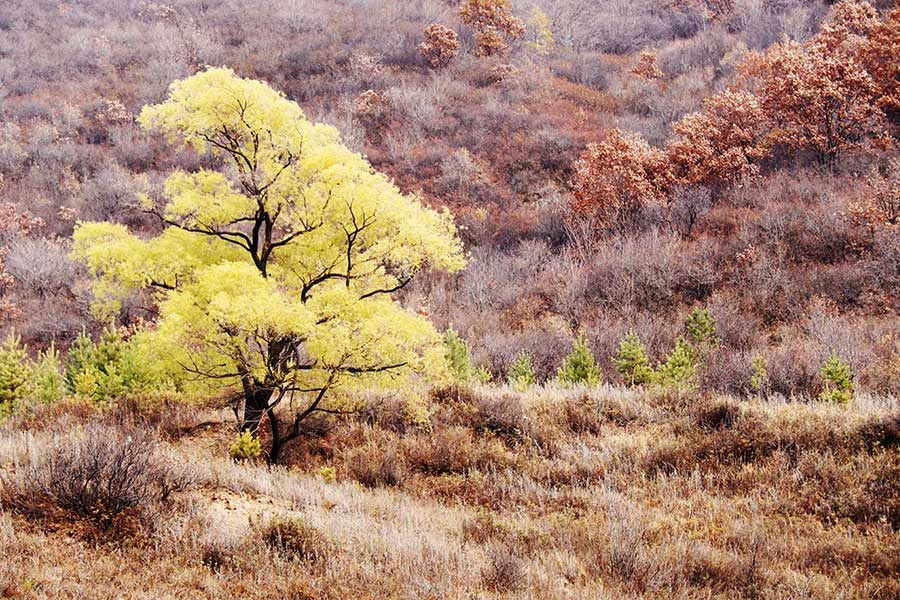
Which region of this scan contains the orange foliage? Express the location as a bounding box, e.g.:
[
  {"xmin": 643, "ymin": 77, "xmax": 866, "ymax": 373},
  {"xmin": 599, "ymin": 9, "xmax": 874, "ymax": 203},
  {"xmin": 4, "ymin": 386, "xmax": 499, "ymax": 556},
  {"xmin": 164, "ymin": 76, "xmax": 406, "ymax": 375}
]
[
  {"xmin": 739, "ymin": 0, "xmax": 887, "ymax": 165},
  {"xmin": 571, "ymin": 129, "xmax": 668, "ymax": 229},
  {"xmin": 474, "ymin": 30, "xmax": 510, "ymax": 57},
  {"xmin": 419, "ymin": 24, "xmax": 459, "ymax": 68},
  {"xmin": 460, "ymin": 0, "xmax": 525, "ymax": 57},
  {"xmin": 665, "ymin": 90, "xmax": 768, "ymax": 188},
  {"xmin": 630, "ymin": 51, "xmax": 663, "ymax": 80},
  {"xmin": 861, "ymin": 7, "xmax": 900, "ymax": 118},
  {"xmin": 570, "ymin": 1, "xmax": 900, "ymax": 239}
]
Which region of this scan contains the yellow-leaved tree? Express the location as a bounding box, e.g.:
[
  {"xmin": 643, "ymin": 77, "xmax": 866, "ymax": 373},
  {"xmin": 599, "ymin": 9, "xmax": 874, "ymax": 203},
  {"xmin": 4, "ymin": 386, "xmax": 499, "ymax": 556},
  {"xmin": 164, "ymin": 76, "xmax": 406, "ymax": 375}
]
[{"xmin": 72, "ymin": 68, "xmax": 465, "ymax": 461}]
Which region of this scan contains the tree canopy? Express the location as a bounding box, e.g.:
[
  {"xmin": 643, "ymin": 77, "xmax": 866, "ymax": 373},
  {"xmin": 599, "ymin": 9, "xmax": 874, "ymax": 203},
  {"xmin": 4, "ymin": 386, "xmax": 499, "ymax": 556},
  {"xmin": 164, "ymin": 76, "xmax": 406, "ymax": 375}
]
[{"xmin": 72, "ymin": 67, "xmax": 465, "ymax": 460}]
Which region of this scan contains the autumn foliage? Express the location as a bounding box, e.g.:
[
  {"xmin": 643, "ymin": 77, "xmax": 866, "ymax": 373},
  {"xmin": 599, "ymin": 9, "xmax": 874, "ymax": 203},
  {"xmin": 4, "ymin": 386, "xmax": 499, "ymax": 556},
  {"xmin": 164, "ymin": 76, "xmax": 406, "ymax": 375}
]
[
  {"xmin": 419, "ymin": 24, "xmax": 459, "ymax": 68},
  {"xmin": 860, "ymin": 7, "xmax": 900, "ymax": 120},
  {"xmin": 572, "ymin": 0, "xmax": 899, "ymax": 233},
  {"xmin": 740, "ymin": 0, "xmax": 887, "ymax": 166},
  {"xmin": 630, "ymin": 51, "xmax": 662, "ymax": 80},
  {"xmin": 459, "ymin": 0, "xmax": 525, "ymax": 57},
  {"xmin": 665, "ymin": 90, "xmax": 768, "ymax": 189},
  {"xmin": 572, "ymin": 129, "xmax": 668, "ymax": 230}
]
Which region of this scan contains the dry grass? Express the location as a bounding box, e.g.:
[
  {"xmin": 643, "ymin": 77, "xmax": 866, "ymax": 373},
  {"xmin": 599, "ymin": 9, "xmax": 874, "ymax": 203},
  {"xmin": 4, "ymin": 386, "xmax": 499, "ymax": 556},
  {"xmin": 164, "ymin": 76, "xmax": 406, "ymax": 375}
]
[{"xmin": 0, "ymin": 386, "xmax": 898, "ymax": 599}]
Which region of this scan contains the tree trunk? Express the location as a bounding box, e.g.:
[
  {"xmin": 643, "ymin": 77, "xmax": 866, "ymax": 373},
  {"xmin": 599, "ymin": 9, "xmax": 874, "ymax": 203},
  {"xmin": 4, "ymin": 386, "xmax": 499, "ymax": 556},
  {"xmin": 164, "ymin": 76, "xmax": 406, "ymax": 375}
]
[
  {"xmin": 240, "ymin": 385, "xmax": 289, "ymax": 463},
  {"xmin": 241, "ymin": 386, "xmax": 271, "ymax": 435},
  {"xmin": 268, "ymin": 411, "xmax": 284, "ymax": 464}
]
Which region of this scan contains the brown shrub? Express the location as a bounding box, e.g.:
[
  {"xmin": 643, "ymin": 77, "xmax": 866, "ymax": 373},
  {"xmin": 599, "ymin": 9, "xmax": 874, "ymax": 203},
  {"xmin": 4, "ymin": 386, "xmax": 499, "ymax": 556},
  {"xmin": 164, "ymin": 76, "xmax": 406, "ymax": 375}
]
[
  {"xmin": 563, "ymin": 396, "xmax": 604, "ymax": 435},
  {"xmin": 461, "ymin": 509, "xmax": 546, "ymax": 558},
  {"xmin": 474, "ymin": 29, "xmax": 508, "ymax": 57},
  {"xmin": 481, "ymin": 544, "xmax": 526, "ymax": 591},
  {"xmin": 597, "ymin": 504, "xmax": 655, "ymax": 591},
  {"xmin": 1, "ymin": 423, "xmax": 191, "ymax": 537},
  {"xmin": 472, "ymin": 393, "xmax": 530, "ymax": 442},
  {"xmin": 262, "ymin": 516, "xmax": 332, "ymax": 562},
  {"xmin": 343, "ymin": 434, "xmax": 406, "ymax": 488},
  {"xmin": 198, "ymin": 534, "xmax": 246, "ymax": 572},
  {"xmin": 403, "ymin": 426, "xmax": 512, "ymax": 475},
  {"xmin": 692, "ymin": 398, "xmax": 742, "ymax": 430},
  {"xmin": 418, "ymin": 24, "xmax": 459, "ymax": 68},
  {"xmin": 643, "ymin": 413, "xmax": 778, "ymax": 475},
  {"xmin": 856, "ymin": 413, "xmax": 900, "ymax": 452},
  {"xmin": 460, "ymin": 0, "xmax": 525, "ymax": 58},
  {"xmin": 793, "ymin": 449, "xmax": 900, "ymax": 528}
]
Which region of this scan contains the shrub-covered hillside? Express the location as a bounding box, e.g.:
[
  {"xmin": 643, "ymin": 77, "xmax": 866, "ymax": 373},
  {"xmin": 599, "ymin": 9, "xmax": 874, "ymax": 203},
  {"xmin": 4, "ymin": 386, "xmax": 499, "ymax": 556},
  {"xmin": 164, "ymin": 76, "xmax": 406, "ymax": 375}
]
[
  {"xmin": 0, "ymin": 0, "xmax": 897, "ymax": 399},
  {"xmin": 0, "ymin": 1, "xmax": 899, "ymax": 597},
  {"xmin": 1, "ymin": 388, "xmax": 900, "ymax": 599}
]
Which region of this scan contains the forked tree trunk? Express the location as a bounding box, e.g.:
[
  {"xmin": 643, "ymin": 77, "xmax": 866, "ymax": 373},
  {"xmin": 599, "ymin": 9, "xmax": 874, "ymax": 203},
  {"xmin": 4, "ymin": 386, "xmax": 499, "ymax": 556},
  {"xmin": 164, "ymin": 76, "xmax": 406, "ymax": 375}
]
[
  {"xmin": 241, "ymin": 387, "xmax": 271, "ymax": 435},
  {"xmin": 240, "ymin": 386, "xmax": 289, "ymax": 463}
]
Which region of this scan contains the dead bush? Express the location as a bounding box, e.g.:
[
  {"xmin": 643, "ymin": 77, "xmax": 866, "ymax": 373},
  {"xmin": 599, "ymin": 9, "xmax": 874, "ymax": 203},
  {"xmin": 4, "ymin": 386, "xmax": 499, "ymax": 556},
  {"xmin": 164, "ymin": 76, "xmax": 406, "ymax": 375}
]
[
  {"xmin": 461, "ymin": 509, "xmax": 546, "ymax": 559},
  {"xmin": 643, "ymin": 414, "xmax": 779, "ymax": 475},
  {"xmin": 481, "ymin": 544, "xmax": 526, "ymax": 591},
  {"xmin": 857, "ymin": 414, "xmax": 900, "ymax": 452},
  {"xmin": 1, "ymin": 423, "xmax": 191, "ymax": 532},
  {"xmin": 692, "ymin": 398, "xmax": 742, "ymax": 431},
  {"xmin": 343, "ymin": 434, "xmax": 406, "ymax": 488},
  {"xmin": 472, "ymin": 393, "xmax": 530, "ymax": 442},
  {"xmin": 794, "ymin": 450, "xmax": 900, "ymax": 528},
  {"xmin": 564, "ymin": 394, "xmax": 645, "ymax": 434},
  {"xmin": 262, "ymin": 516, "xmax": 332, "ymax": 562},
  {"xmin": 403, "ymin": 426, "xmax": 511, "ymax": 475},
  {"xmin": 598, "ymin": 502, "xmax": 655, "ymax": 591},
  {"xmin": 563, "ymin": 396, "xmax": 603, "ymax": 435},
  {"xmin": 198, "ymin": 533, "xmax": 247, "ymax": 572}
]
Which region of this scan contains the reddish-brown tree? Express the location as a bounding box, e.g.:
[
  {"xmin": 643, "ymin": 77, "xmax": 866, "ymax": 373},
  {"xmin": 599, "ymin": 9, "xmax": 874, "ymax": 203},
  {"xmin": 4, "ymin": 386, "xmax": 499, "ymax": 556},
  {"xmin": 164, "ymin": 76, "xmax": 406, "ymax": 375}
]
[
  {"xmin": 570, "ymin": 129, "xmax": 669, "ymax": 231},
  {"xmin": 665, "ymin": 90, "xmax": 768, "ymax": 189},
  {"xmin": 630, "ymin": 51, "xmax": 663, "ymax": 80},
  {"xmin": 459, "ymin": 0, "xmax": 525, "ymax": 57},
  {"xmin": 860, "ymin": 7, "xmax": 900, "ymax": 122},
  {"xmin": 739, "ymin": 0, "xmax": 887, "ymax": 166},
  {"xmin": 419, "ymin": 24, "xmax": 459, "ymax": 68}
]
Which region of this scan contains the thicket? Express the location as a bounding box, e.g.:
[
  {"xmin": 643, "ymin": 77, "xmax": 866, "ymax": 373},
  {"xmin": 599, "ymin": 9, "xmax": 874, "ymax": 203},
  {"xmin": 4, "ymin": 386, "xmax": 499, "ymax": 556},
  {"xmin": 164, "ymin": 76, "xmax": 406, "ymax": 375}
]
[
  {"xmin": 0, "ymin": 0, "xmax": 895, "ymax": 406},
  {"xmin": 1, "ymin": 423, "xmax": 190, "ymax": 534}
]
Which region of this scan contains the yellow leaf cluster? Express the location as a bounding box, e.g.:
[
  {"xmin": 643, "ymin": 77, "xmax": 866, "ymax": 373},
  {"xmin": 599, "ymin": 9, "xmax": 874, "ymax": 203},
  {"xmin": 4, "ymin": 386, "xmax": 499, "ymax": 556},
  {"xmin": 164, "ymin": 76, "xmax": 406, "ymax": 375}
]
[{"xmin": 73, "ymin": 67, "xmax": 464, "ymax": 400}]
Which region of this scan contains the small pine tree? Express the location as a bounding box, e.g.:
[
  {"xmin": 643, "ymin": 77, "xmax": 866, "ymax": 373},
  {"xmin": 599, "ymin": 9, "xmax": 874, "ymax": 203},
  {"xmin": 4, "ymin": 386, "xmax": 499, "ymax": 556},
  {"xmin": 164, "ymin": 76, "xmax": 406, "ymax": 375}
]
[
  {"xmin": 685, "ymin": 307, "xmax": 718, "ymax": 352},
  {"xmin": 63, "ymin": 327, "xmax": 158, "ymax": 404},
  {"xmin": 508, "ymin": 351, "xmax": 537, "ymax": 391},
  {"xmin": 30, "ymin": 344, "xmax": 64, "ymax": 405},
  {"xmin": 612, "ymin": 332, "xmax": 654, "ymax": 386},
  {"xmin": 818, "ymin": 351, "xmax": 853, "ymax": 404},
  {"xmin": 445, "ymin": 327, "xmax": 479, "ymax": 384},
  {"xmin": 0, "ymin": 332, "xmax": 30, "ymax": 417},
  {"xmin": 655, "ymin": 337, "xmax": 698, "ymax": 392},
  {"xmin": 230, "ymin": 430, "xmax": 263, "ymax": 461},
  {"xmin": 750, "ymin": 354, "xmax": 768, "ymax": 396},
  {"xmin": 556, "ymin": 335, "xmax": 602, "ymax": 387}
]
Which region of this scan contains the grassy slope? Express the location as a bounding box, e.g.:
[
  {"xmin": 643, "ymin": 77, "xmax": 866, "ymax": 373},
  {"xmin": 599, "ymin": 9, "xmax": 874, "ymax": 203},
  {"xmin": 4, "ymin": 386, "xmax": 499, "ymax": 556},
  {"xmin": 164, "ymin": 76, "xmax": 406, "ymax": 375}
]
[{"xmin": 1, "ymin": 388, "xmax": 898, "ymax": 599}]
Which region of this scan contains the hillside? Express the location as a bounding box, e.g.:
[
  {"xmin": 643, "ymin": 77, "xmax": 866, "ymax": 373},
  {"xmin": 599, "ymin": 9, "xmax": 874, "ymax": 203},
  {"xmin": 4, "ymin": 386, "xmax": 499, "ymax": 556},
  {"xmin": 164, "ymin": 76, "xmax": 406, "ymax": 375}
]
[
  {"xmin": 0, "ymin": 0, "xmax": 898, "ymax": 597},
  {"xmin": 0, "ymin": 0, "xmax": 896, "ymax": 397},
  {"xmin": 1, "ymin": 388, "xmax": 899, "ymax": 599}
]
